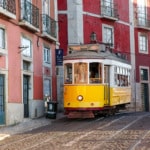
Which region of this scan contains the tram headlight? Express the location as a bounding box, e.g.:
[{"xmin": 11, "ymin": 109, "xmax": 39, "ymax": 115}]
[{"xmin": 77, "ymin": 95, "xmax": 83, "ymax": 101}]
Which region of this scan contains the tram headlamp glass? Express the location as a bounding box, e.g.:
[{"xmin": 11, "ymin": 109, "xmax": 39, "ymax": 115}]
[{"xmin": 77, "ymin": 95, "xmax": 83, "ymax": 101}]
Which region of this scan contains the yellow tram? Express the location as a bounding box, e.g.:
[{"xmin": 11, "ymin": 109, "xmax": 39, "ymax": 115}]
[{"xmin": 63, "ymin": 44, "xmax": 131, "ymax": 118}]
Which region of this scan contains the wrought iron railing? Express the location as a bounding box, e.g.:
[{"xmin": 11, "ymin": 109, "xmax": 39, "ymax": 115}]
[
  {"xmin": 137, "ymin": 16, "xmax": 150, "ymax": 28},
  {"xmin": 135, "ymin": 8, "xmax": 150, "ymax": 28},
  {"xmin": 42, "ymin": 14, "xmax": 57, "ymax": 38},
  {"xmin": 21, "ymin": 0, "xmax": 39, "ymax": 29},
  {"xmin": 101, "ymin": 0, "xmax": 118, "ymax": 19},
  {"xmin": 0, "ymin": 0, "xmax": 16, "ymax": 15}
]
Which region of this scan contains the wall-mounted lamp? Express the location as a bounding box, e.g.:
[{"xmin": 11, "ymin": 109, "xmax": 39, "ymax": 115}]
[
  {"xmin": 18, "ymin": 45, "xmax": 29, "ymax": 49},
  {"xmin": 18, "ymin": 45, "xmax": 29, "ymax": 53},
  {"xmin": 90, "ymin": 32, "xmax": 97, "ymax": 43}
]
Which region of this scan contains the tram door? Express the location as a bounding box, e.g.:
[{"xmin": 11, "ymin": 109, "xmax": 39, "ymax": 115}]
[
  {"xmin": 104, "ymin": 66, "xmax": 110, "ymax": 105},
  {"xmin": 0, "ymin": 75, "xmax": 5, "ymax": 124},
  {"xmin": 141, "ymin": 83, "xmax": 149, "ymax": 111}
]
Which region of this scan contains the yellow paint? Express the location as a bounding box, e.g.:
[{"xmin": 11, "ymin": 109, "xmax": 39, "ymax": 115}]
[{"xmin": 64, "ymin": 85, "xmax": 131, "ymax": 109}]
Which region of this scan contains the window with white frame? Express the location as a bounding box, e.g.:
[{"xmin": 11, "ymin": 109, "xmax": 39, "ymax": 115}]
[
  {"xmin": 44, "ymin": 47, "xmax": 51, "ymax": 64},
  {"xmin": 114, "ymin": 66, "xmax": 130, "ymax": 87},
  {"xmin": 137, "ymin": 0, "xmax": 146, "ymax": 26},
  {"xmin": 21, "ymin": 37, "xmax": 32, "ymax": 57},
  {"xmin": 103, "ymin": 25, "xmax": 114, "ymax": 46},
  {"xmin": 0, "ymin": 28, "xmax": 5, "ymax": 49},
  {"xmin": 101, "ymin": 0, "xmax": 113, "ymax": 17},
  {"xmin": 140, "ymin": 68, "xmax": 149, "ymax": 81},
  {"xmin": 42, "ymin": 0, "xmax": 49, "ymax": 15},
  {"xmin": 43, "ymin": 78, "xmax": 51, "ymax": 97},
  {"xmin": 139, "ymin": 33, "xmax": 148, "ymax": 53}
]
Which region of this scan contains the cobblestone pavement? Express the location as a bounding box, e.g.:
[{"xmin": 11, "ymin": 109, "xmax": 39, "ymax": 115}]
[
  {"xmin": 0, "ymin": 111, "xmax": 150, "ymax": 150},
  {"xmin": 0, "ymin": 112, "xmax": 65, "ymax": 140}
]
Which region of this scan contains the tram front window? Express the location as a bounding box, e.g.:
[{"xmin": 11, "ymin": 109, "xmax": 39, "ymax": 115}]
[
  {"xmin": 64, "ymin": 63, "xmax": 72, "ymax": 84},
  {"xmin": 89, "ymin": 63, "xmax": 102, "ymax": 83},
  {"xmin": 74, "ymin": 63, "xmax": 88, "ymax": 84}
]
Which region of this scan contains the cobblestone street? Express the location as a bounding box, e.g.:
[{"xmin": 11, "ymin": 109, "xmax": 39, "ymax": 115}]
[{"xmin": 0, "ymin": 112, "xmax": 150, "ymax": 150}]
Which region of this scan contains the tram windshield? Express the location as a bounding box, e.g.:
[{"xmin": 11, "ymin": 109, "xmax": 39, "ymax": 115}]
[
  {"xmin": 74, "ymin": 63, "xmax": 88, "ymax": 83},
  {"xmin": 64, "ymin": 62, "xmax": 131, "ymax": 86},
  {"xmin": 64, "ymin": 63, "xmax": 72, "ymax": 84},
  {"xmin": 89, "ymin": 62, "xmax": 102, "ymax": 83},
  {"xmin": 64, "ymin": 62, "xmax": 102, "ymax": 84}
]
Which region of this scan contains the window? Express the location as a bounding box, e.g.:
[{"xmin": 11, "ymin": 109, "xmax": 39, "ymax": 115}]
[
  {"xmin": 74, "ymin": 62, "xmax": 88, "ymax": 84},
  {"xmin": 0, "ymin": 28, "xmax": 5, "ymax": 49},
  {"xmin": 115, "ymin": 66, "xmax": 130, "ymax": 87},
  {"xmin": 137, "ymin": 0, "xmax": 146, "ymax": 26},
  {"xmin": 140, "ymin": 68, "xmax": 148, "ymax": 81},
  {"xmin": 43, "ymin": 78, "xmax": 51, "ymax": 97},
  {"xmin": 64, "ymin": 63, "xmax": 72, "ymax": 84},
  {"xmin": 21, "ymin": 0, "xmax": 32, "ymax": 22},
  {"xmin": 21, "ymin": 37, "xmax": 32, "ymax": 57},
  {"xmin": 102, "ymin": 0, "xmax": 113, "ymax": 17},
  {"xmin": 89, "ymin": 62, "xmax": 102, "ymax": 83},
  {"xmin": 103, "ymin": 25, "xmax": 114, "ymax": 46},
  {"xmin": 139, "ymin": 33, "xmax": 148, "ymax": 53},
  {"xmin": 42, "ymin": 0, "xmax": 49, "ymax": 15},
  {"xmin": 44, "ymin": 47, "xmax": 50, "ymax": 64},
  {"xmin": 23, "ymin": 60, "xmax": 31, "ymax": 71}
]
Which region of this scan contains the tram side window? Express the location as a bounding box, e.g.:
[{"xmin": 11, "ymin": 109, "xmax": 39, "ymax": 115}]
[
  {"xmin": 64, "ymin": 63, "xmax": 72, "ymax": 84},
  {"xmin": 74, "ymin": 62, "xmax": 88, "ymax": 84},
  {"xmin": 89, "ymin": 63, "xmax": 102, "ymax": 83},
  {"xmin": 115, "ymin": 67, "xmax": 130, "ymax": 87}
]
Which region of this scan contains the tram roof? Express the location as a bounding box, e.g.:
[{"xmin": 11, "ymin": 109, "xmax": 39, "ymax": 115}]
[{"xmin": 64, "ymin": 44, "xmax": 130, "ymax": 64}]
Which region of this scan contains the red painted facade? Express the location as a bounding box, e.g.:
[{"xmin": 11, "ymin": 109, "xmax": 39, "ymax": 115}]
[
  {"xmin": 58, "ymin": 0, "xmax": 130, "ymax": 60},
  {"xmin": 58, "ymin": 0, "xmax": 150, "ymax": 112},
  {"xmin": 0, "ymin": 0, "xmax": 58, "ymax": 125}
]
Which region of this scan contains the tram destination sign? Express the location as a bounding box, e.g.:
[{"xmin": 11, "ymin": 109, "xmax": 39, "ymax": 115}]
[{"xmin": 56, "ymin": 49, "xmax": 63, "ymax": 66}]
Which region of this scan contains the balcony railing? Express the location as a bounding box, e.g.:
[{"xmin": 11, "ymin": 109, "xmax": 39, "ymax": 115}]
[
  {"xmin": 20, "ymin": 0, "xmax": 39, "ymax": 29},
  {"xmin": 42, "ymin": 14, "xmax": 57, "ymax": 38},
  {"xmin": 137, "ymin": 17, "xmax": 150, "ymax": 28},
  {"xmin": 101, "ymin": 0, "xmax": 118, "ymax": 20},
  {"xmin": 0, "ymin": 0, "xmax": 16, "ymax": 16}
]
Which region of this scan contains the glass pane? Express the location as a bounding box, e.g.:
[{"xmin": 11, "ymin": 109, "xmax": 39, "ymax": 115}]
[
  {"xmin": 44, "ymin": 79, "xmax": 51, "ymax": 96},
  {"xmin": 43, "ymin": 0, "xmax": 49, "ymax": 14},
  {"xmin": 89, "ymin": 63, "xmax": 102, "ymax": 84},
  {"xmin": 74, "ymin": 63, "xmax": 87, "ymax": 84},
  {"xmin": 104, "ymin": 27, "xmax": 112, "ymax": 44},
  {"xmin": 139, "ymin": 35, "xmax": 147, "ymax": 52},
  {"xmin": 0, "ymin": 28, "xmax": 5, "ymax": 49},
  {"xmin": 22, "ymin": 37, "xmax": 31, "ymax": 57},
  {"xmin": 64, "ymin": 63, "xmax": 72, "ymax": 84},
  {"xmin": 141, "ymin": 69, "xmax": 148, "ymax": 80}
]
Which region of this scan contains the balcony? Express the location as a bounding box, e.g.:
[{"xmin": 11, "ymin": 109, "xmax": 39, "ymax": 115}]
[
  {"xmin": 135, "ymin": 14, "xmax": 150, "ymax": 30},
  {"xmin": 0, "ymin": 0, "xmax": 16, "ymax": 19},
  {"xmin": 101, "ymin": 0, "xmax": 118, "ymax": 21},
  {"xmin": 19, "ymin": 0, "xmax": 39, "ymax": 32},
  {"xmin": 41, "ymin": 14, "xmax": 57, "ymax": 41}
]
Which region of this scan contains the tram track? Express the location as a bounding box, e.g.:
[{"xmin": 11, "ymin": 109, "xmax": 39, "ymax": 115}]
[
  {"xmin": 92, "ymin": 113, "xmax": 149, "ymax": 150},
  {"xmin": 0, "ymin": 112, "xmax": 123, "ymax": 149},
  {"xmin": 0, "ymin": 112, "xmax": 150, "ymax": 150}
]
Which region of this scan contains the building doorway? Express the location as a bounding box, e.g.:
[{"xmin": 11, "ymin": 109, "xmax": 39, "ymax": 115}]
[
  {"xmin": 23, "ymin": 75, "xmax": 30, "ymax": 118},
  {"xmin": 141, "ymin": 83, "xmax": 149, "ymax": 111},
  {"xmin": 0, "ymin": 74, "xmax": 5, "ymax": 124}
]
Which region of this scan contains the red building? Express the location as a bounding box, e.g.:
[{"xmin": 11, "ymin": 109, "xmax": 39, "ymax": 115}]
[
  {"xmin": 58, "ymin": 0, "xmax": 150, "ymax": 112},
  {"xmin": 133, "ymin": 0, "xmax": 150, "ymax": 111},
  {"xmin": 0, "ymin": 0, "xmax": 58, "ymax": 125}
]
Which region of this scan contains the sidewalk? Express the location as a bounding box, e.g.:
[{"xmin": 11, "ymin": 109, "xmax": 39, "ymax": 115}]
[{"xmin": 0, "ymin": 112, "xmax": 65, "ymax": 141}]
